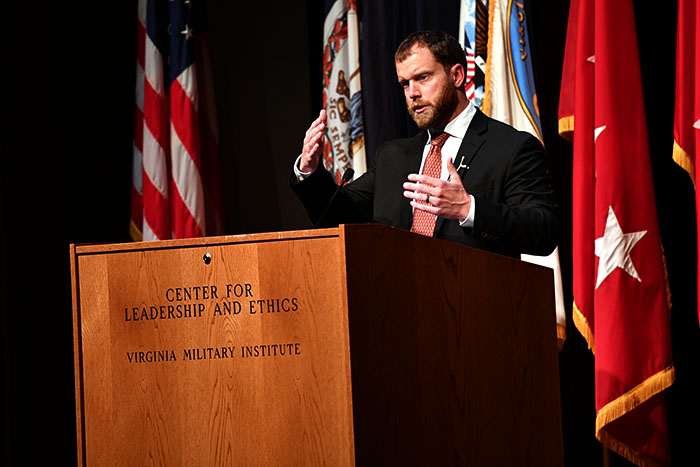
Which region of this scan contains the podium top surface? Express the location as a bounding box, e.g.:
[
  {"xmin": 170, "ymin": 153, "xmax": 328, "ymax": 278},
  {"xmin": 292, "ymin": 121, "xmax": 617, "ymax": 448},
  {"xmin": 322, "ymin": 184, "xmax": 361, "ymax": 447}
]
[
  {"xmin": 71, "ymin": 227, "xmax": 343, "ymax": 255},
  {"xmin": 71, "ymin": 223, "xmax": 553, "ymax": 277}
]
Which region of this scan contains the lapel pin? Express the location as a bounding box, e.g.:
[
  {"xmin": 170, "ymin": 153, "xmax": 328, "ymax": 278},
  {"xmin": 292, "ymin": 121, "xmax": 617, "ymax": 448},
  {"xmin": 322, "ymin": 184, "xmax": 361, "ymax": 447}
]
[
  {"xmin": 448, "ymin": 156, "xmax": 469, "ymax": 182},
  {"xmin": 457, "ymin": 155, "xmax": 468, "ymax": 170}
]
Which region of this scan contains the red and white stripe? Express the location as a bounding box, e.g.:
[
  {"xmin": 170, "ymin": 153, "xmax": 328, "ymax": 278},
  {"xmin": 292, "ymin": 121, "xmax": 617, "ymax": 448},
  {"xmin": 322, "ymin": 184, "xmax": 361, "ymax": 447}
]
[
  {"xmin": 131, "ymin": 0, "xmax": 223, "ymax": 241},
  {"xmin": 170, "ymin": 68, "xmax": 205, "ymax": 238},
  {"xmin": 465, "ymin": 45, "xmax": 476, "ymax": 101},
  {"xmin": 141, "ymin": 15, "xmax": 171, "ymax": 241}
]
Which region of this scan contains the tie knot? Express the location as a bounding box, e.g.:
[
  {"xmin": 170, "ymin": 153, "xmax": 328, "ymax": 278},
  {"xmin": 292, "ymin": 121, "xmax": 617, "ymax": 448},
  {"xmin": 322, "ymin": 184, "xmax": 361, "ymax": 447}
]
[{"xmin": 431, "ymin": 132, "xmax": 450, "ymax": 148}]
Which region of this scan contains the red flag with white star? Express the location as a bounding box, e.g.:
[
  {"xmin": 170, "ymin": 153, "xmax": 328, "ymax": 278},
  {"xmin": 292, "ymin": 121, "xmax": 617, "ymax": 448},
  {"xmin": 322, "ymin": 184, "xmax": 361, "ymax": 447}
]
[
  {"xmin": 672, "ymin": 0, "xmax": 700, "ymax": 325},
  {"xmin": 559, "ymin": 0, "xmax": 674, "ymax": 464}
]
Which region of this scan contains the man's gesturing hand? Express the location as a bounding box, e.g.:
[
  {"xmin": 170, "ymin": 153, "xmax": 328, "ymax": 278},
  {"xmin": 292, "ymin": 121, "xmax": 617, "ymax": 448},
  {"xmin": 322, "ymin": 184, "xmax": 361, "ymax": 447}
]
[
  {"xmin": 403, "ymin": 159, "xmax": 471, "ymax": 221},
  {"xmin": 299, "ymin": 109, "xmax": 326, "ymax": 173}
]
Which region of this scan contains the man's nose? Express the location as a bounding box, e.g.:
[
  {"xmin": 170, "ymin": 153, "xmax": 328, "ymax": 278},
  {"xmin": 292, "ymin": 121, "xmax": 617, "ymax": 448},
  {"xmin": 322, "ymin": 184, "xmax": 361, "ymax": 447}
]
[{"xmin": 407, "ymin": 81, "xmax": 421, "ymax": 99}]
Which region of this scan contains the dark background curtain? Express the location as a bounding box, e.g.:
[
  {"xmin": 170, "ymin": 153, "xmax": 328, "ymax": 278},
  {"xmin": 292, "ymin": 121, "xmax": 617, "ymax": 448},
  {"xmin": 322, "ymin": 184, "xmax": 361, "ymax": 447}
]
[{"xmin": 1, "ymin": 1, "xmax": 696, "ymax": 465}]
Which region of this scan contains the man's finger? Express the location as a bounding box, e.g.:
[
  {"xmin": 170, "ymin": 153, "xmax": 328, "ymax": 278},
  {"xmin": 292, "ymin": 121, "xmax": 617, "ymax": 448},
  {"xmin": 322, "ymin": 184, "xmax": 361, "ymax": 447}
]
[
  {"xmin": 308, "ymin": 109, "xmax": 327, "ymax": 133},
  {"xmin": 403, "ymin": 190, "xmax": 431, "ymax": 201},
  {"xmin": 404, "ymin": 190, "xmax": 442, "ymax": 210},
  {"xmin": 403, "ymin": 181, "xmax": 437, "ymax": 195},
  {"xmin": 304, "ymin": 134, "xmax": 318, "ymax": 154},
  {"xmin": 310, "ymin": 121, "xmax": 325, "ymax": 136},
  {"xmin": 410, "ymin": 200, "xmax": 439, "ymax": 214},
  {"xmin": 446, "ymin": 158, "xmax": 459, "ymax": 177},
  {"xmin": 407, "ymin": 173, "xmax": 443, "ymax": 186},
  {"xmin": 309, "ymin": 129, "xmax": 323, "ymax": 144},
  {"xmin": 304, "ymin": 123, "xmax": 325, "ymax": 149}
]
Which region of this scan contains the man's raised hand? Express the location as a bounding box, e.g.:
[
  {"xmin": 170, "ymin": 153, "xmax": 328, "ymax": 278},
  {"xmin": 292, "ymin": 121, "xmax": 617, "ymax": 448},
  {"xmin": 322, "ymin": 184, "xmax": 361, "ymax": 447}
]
[
  {"xmin": 299, "ymin": 109, "xmax": 326, "ymax": 173},
  {"xmin": 402, "ymin": 159, "xmax": 471, "ymax": 221}
]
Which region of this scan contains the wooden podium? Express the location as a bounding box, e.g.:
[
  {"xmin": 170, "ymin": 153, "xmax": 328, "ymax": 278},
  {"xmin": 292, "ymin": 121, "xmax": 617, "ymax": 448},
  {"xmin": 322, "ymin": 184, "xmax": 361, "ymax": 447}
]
[{"xmin": 70, "ymin": 224, "xmax": 563, "ymax": 466}]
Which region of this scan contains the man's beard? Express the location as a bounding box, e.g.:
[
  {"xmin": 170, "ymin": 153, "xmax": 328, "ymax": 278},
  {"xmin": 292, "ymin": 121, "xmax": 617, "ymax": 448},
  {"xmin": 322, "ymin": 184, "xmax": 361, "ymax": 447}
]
[{"xmin": 407, "ymin": 82, "xmax": 460, "ymax": 130}]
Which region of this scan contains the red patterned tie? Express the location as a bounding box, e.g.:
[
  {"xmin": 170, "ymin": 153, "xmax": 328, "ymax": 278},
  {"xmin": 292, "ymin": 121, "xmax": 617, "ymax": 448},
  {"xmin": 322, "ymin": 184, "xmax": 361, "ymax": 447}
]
[{"xmin": 411, "ymin": 132, "xmax": 450, "ymax": 236}]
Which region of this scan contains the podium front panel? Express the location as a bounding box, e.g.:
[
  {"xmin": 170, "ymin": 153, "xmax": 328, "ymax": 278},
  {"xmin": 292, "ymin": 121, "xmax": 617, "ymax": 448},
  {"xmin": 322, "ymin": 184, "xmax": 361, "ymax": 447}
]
[{"xmin": 71, "ymin": 231, "xmax": 355, "ymax": 466}]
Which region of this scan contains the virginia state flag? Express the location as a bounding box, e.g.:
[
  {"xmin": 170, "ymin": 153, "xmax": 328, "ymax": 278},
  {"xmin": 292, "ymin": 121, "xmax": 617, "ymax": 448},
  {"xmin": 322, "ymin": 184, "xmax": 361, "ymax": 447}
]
[
  {"xmin": 460, "ymin": 0, "xmax": 566, "ymax": 347},
  {"xmin": 321, "ymin": 0, "xmax": 366, "ymax": 182},
  {"xmin": 559, "ymin": 0, "xmax": 674, "ymax": 464},
  {"xmin": 673, "ymin": 0, "xmax": 700, "ymax": 326}
]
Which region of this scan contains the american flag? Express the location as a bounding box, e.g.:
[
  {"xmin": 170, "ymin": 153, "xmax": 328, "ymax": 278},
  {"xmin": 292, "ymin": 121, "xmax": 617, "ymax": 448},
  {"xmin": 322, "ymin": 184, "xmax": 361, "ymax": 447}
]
[{"xmin": 131, "ymin": 0, "xmax": 224, "ymax": 241}]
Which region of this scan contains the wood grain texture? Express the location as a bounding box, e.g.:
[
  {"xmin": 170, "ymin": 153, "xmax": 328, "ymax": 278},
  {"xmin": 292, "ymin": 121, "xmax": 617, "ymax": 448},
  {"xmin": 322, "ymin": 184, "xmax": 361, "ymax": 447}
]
[
  {"xmin": 72, "ymin": 229, "xmax": 355, "ymax": 466},
  {"xmin": 341, "ymin": 223, "xmax": 563, "ymax": 467}
]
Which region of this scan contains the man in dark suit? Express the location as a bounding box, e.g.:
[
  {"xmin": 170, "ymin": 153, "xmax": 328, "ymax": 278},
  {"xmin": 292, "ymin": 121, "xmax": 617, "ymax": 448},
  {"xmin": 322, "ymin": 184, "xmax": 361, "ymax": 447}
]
[{"xmin": 290, "ymin": 30, "xmax": 558, "ymax": 259}]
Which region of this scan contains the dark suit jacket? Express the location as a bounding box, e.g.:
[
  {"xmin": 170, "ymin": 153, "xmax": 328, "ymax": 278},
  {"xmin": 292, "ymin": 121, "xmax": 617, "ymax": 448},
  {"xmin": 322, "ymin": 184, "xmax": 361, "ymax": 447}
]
[{"xmin": 290, "ymin": 109, "xmax": 559, "ymax": 259}]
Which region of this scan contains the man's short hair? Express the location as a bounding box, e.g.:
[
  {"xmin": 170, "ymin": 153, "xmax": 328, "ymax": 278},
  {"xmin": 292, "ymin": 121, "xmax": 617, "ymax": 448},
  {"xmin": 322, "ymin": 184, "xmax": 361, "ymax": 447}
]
[{"xmin": 395, "ymin": 30, "xmax": 468, "ymax": 91}]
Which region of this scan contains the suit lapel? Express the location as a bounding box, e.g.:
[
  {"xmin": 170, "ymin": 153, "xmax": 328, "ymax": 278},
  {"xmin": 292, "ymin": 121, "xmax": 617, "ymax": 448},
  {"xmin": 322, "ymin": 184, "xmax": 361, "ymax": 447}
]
[
  {"xmin": 399, "ymin": 131, "xmax": 429, "ymax": 230},
  {"xmin": 434, "ymin": 109, "xmax": 489, "ymax": 236}
]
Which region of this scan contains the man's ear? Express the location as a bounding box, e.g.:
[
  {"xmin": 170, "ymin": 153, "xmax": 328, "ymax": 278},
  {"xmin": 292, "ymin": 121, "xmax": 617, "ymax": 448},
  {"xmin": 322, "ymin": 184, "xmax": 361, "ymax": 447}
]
[{"xmin": 451, "ymin": 63, "xmax": 466, "ymax": 88}]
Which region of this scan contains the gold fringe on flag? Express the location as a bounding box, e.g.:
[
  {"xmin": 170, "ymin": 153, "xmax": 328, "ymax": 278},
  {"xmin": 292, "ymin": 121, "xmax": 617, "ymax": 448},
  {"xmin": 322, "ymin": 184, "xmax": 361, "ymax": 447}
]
[
  {"xmin": 672, "ymin": 139, "xmax": 695, "ymax": 187},
  {"xmin": 130, "ymin": 220, "xmax": 143, "ymax": 242},
  {"xmin": 596, "ymin": 366, "xmax": 675, "ymax": 467},
  {"xmin": 572, "ymin": 301, "xmax": 594, "ymax": 353},
  {"xmin": 482, "ymin": 0, "xmax": 497, "ymax": 116},
  {"xmin": 556, "ymin": 324, "xmax": 567, "ymax": 351},
  {"xmin": 558, "ymin": 115, "xmax": 574, "ymax": 141}
]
